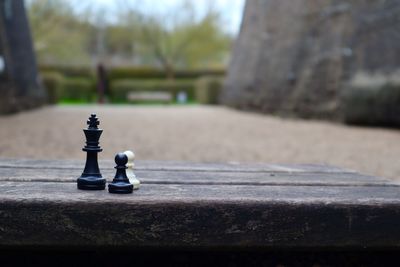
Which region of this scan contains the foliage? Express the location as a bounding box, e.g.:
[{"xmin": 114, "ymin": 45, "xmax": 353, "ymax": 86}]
[
  {"xmin": 41, "ymin": 71, "xmax": 64, "ymax": 104},
  {"xmin": 110, "ymin": 79, "xmax": 195, "ymax": 103},
  {"xmin": 341, "ymin": 82, "xmax": 400, "ymax": 126},
  {"xmin": 108, "ymin": 67, "xmax": 225, "ymax": 80},
  {"xmin": 39, "ymin": 66, "xmax": 226, "ymax": 104},
  {"xmin": 121, "ymin": 1, "xmax": 231, "ymax": 78},
  {"xmin": 60, "ymin": 77, "xmax": 95, "ymax": 101},
  {"xmin": 195, "ymin": 76, "xmax": 224, "ymax": 104},
  {"xmin": 108, "ymin": 67, "xmax": 169, "ymax": 80},
  {"xmin": 26, "ymin": 0, "xmax": 233, "ymax": 72},
  {"xmin": 39, "ymin": 64, "xmax": 225, "ymax": 80},
  {"xmin": 39, "ymin": 65, "xmax": 94, "ymax": 78},
  {"xmin": 27, "ymin": 0, "xmax": 92, "ymax": 65},
  {"xmin": 40, "ymin": 71, "xmax": 95, "ymax": 103}
]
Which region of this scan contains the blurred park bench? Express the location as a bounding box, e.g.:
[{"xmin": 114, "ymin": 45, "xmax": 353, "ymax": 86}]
[
  {"xmin": 0, "ymin": 159, "xmax": 399, "ymax": 264},
  {"xmin": 127, "ymin": 91, "xmax": 173, "ymax": 103}
]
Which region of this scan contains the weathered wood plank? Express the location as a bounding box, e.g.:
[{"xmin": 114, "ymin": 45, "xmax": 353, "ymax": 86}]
[
  {"xmin": 0, "ymin": 159, "xmax": 356, "ymax": 173},
  {"xmin": 0, "ymin": 167, "xmax": 394, "ymax": 186},
  {"xmin": 0, "ymin": 159, "xmax": 398, "ymax": 249},
  {"xmin": 0, "ymin": 182, "xmax": 400, "ymax": 248},
  {"xmin": 1, "ymin": 182, "xmax": 400, "ymax": 204}
]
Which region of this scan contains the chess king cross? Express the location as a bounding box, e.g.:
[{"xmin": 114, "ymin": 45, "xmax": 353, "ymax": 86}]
[{"xmin": 77, "ymin": 114, "xmax": 139, "ymax": 194}]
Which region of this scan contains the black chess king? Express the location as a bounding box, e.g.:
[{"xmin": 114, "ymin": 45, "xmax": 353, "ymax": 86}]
[{"xmin": 77, "ymin": 114, "xmax": 106, "ymax": 190}]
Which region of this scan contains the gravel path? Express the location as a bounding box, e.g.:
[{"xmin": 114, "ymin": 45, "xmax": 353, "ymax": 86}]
[{"xmin": 0, "ymin": 105, "xmax": 399, "ymax": 180}]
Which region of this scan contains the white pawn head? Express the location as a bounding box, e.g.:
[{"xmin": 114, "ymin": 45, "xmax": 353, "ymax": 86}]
[{"xmin": 124, "ymin": 150, "xmax": 135, "ymax": 167}]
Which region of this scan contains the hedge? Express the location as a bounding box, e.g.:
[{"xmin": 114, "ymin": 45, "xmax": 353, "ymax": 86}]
[
  {"xmin": 341, "ymin": 83, "xmax": 400, "ymax": 126},
  {"xmin": 195, "ymin": 76, "xmax": 224, "ymax": 104},
  {"xmin": 39, "ymin": 65, "xmax": 94, "ymax": 79},
  {"xmin": 110, "ymin": 79, "xmax": 195, "ymax": 103},
  {"xmin": 108, "ymin": 67, "xmax": 167, "ymax": 80},
  {"xmin": 39, "ymin": 65, "xmax": 225, "ymax": 81},
  {"xmin": 41, "ymin": 71, "xmax": 64, "ymax": 104},
  {"xmin": 108, "ymin": 67, "xmax": 225, "ymax": 80},
  {"xmin": 59, "ymin": 77, "xmax": 96, "ymax": 102}
]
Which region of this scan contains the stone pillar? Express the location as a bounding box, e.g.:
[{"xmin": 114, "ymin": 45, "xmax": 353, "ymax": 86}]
[
  {"xmin": 0, "ymin": 0, "xmax": 46, "ymax": 114},
  {"xmin": 222, "ymin": 0, "xmax": 400, "ymax": 119}
]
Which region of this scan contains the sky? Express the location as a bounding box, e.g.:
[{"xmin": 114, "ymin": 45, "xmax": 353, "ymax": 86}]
[{"xmin": 79, "ymin": 0, "xmax": 245, "ymax": 35}]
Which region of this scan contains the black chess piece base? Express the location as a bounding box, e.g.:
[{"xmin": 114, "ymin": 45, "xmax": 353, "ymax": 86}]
[
  {"xmin": 77, "ymin": 176, "xmax": 106, "ymax": 190},
  {"xmin": 108, "ymin": 182, "xmax": 133, "ymax": 194}
]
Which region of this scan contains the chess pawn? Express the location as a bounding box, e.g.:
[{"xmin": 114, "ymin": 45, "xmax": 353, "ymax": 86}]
[
  {"xmin": 108, "ymin": 153, "xmax": 134, "ymax": 194},
  {"xmin": 124, "ymin": 150, "xmax": 140, "ymax": 190},
  {"xmin": 77, "ymin": 114, "xmax": 106, "ymax": 190}
]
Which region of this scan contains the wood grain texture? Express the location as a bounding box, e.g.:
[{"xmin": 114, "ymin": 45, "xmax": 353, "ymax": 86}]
[
  {"xmin": 0, "ymin": 167, "xmax": 393, "ymax": 186},
  {"xmin": 0, "ymin": 159, "xmax": 398, "ymax": 249},
  {"xmin": 0, "ymin": 158, "xmax": 356, "ymax": 173}
]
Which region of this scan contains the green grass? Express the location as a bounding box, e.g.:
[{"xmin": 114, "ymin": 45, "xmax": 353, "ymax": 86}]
[{"xmin": 59, "ymin": 99, "xmax": 95, "ymax": 105}]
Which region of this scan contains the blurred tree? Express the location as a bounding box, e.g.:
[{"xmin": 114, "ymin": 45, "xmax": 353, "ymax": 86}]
[
  {"xmin": 27, "ymin": 0, "xmax": 92, "ymax": 65},
  {"xmin": 26, "ymin": 0, "xmax": 232, "ymax": 71},
  {"xmin": 104, "ymin": 25, "xmax": 132, "ymax": 58},
  {"xmin": 103, "ymin": 14, "xmax": 140, "ymax": 65},
  {"xmin": 121, "ymin": 0, "xmax": 231, "ymax": 78}
]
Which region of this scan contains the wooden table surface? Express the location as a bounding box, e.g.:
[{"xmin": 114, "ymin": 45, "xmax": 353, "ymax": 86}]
[{"xmin": 0, "ymin": 159, "xmax": 399, "ymax": 249}]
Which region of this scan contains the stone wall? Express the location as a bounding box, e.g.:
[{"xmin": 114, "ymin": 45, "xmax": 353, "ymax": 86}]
[
  {"xmin": 222, "ymin": 0, "xmax": 400, "ymax": 119},
  {"xmin": 0, "ymin": 0, "xmax": 45, "ymax": 114}
]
